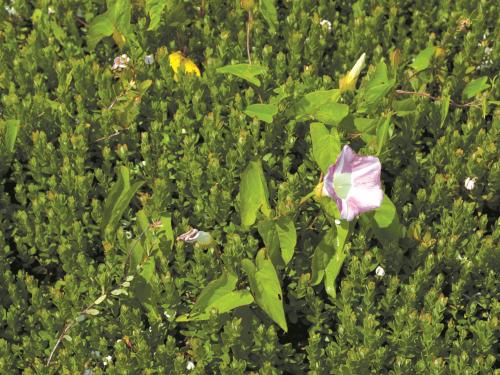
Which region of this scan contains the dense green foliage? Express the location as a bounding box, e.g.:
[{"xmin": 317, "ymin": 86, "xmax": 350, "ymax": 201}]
[{"xmin": 0, "ymin": 0, "xmax": 498, "ymax": 373}]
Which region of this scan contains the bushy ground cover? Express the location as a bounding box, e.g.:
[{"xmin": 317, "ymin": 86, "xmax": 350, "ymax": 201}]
[{"xmin": 0, "ymin": 0, "xmax": 498, "ymax": 373}]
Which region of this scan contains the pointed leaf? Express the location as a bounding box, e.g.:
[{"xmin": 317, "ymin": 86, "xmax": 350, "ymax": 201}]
[
  {"xmin": 376, "ymin": 114, "xmax": 392, "ymax": 155},
  {"xmin": 463, "ymin": 77, "xmax": 489, "ymax": 99},
  {"xmin": 101, "ymin": 166, "xmax": 144, "ymax": 235},
  {"xmin": 363, "ymin": 61, "xmax": 396, "ymax": 107},
  {"xmin": 192, "ymin": 272, "xmax": 238, "ymax": 313},
  {"xmin": 244, "ymin": 103, "xmax": 278, "ymax": 124},
  {"xmin": 275, "ymin": 216, "xmax": 296, "ymax": 266},
  {"xmin": 146, "ymin": 0, "xmax": 168, "ymax": 30},
  {"xmin": 240, "ymin": 160, "xmax": 271, "ymax": 226},
  {"xmin": 410, "ymin": 46, "xmax": 436, "ymax": 72},
  {"xmin": 310, "ymin": 122, "xmax": 341, "ymax": 173},
  {"xmin": 323, "ymin": 220, "xmax": 349, "ymax": 298},
  {"xmin": 259, "ymin": 0, "xmax": 278, "ymax": 34},
  {"xmin": 217, "ymin": 64, "xmax": 267, "ymax": 87},
  {"xmin": 440, "ymin": 95, "xmax": 450, "ymax": 127},
  {"xmin": 1, "ymin": 119, "xmax": 19, "ymax": 153},
  {"xmin": 243, "ymin": 250, "xmax": 287, "ymax": 331}
]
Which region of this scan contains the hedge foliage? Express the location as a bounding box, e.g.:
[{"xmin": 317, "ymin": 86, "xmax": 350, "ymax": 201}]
[{"xmin": 0, "ymin": 0, "xmax": 498, "ymax": 373}]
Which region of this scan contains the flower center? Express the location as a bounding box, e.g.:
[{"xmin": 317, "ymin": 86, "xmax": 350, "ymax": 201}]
[{"xmin": 333, "ymin": 172, "xmax": 351, "ymax": 199}]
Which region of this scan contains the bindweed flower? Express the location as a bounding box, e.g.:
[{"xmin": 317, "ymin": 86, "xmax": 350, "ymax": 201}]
[
  {"xmin": 168, "ymin": 51, "xmax": 201, "ymax": 80},
  {"xmin": 111, "ymin": 54, "xmax": 130, "ymax": 71},
  {"xmin": 323, "ymin": 145, "xmax": 383, "ymax": 221},
  {"xmin": 464, "ymin": 177, "xmax": 477, "ymax": 190},
  {"xmin": 339, "ymin": 53, "xmax": 366, "ymax": 92},
  {"xmin": 177, "ymin": 228, "xmax": 213, "ymax": 247}
]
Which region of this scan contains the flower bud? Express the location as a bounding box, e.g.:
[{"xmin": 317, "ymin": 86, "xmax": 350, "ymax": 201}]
[
  {"xmin": 177, "ymin": 228, "xmax": 214, "ymax": 248},
  {"xmin": 339, "ymin": 53, "xmax": 366, "ymax": 92}
]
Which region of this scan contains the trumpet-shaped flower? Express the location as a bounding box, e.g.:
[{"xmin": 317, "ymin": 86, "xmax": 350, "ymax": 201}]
[
  {"xmin": 168, "ymin": 51, "xmax": 201, "ymax": 80},
  {"xmin": 339, "ymin": 53, "xmax": 366, "ymax": 92},
  {"xmin": 323, "ymin": 145, "xmax": 383, "ymax": 221},
  {"xmin": 176, "ymin": 228, "xmax": 213, "ymax": 247}
]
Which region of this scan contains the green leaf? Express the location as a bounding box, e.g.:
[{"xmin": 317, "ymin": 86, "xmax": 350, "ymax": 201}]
[
  {"xmin": 242, "ymin": 250, "xmax": 287, "ymax": 331},
  {"xmin": 376, "ymin": 114, "xmax": 392, "ymax": 155},
  {"xmin": 410, "ymin": 46, "xmax": 436, "ymax": 72},
  {"xmin": 244, "ymin": 103, "xmax": 278, "ymax": 124},
  {"xmin": 463, "ymin": 77, "xmax": 489, "ymax": 99},
  {"xmin": 93, "ymin": 294, "xmax": 107, "ymax": 305},
  {"xmin": 362, "ymin": 194, "xmax": 401, "ymax": 245},
  {"xmin": 216, "ymin": 64, "xmax": 267, "ymax": 87},
  {"xmin": 86, "ymin": 308, "xmax": 100, "ymax": 316},
  {"xmin": 101, "ymin": 166, "xmax": 144, "ymax": 235},
  {"xmin": 310, "ymin": 122, "xmax": 341, "ymax": 173},
  {"xmin": 296, "ymin": 90, "xmax": 348, "ymax": 125},
  {"xmin": 140, "ymin": 257, "xmax": 155, "ymax": 282},
  {"xmin": 146, "ymin": 0, "xmax": 168, "ymax": 31},
  {"xmin": 372, "ymin": 194, "xmax": 397, "ymax": 228},
  {"xmin": 353, "ymin": 117, "xmax": 377, "ymax": 144},
  {"xmin": 1, "ymin": 119, "xmax": 19, "ymax": 153},
  {"xmin": 275, "ymin": 217, "xmax": 296, "ymax": 266},
  {"xmin": 177, "ymin": 272, "xmax": 253, "ymax": 321},
  {"xmin": 87, "ymin": 0, "xmax": 131, "ymax": 49},
  {"xmin": 393, "ymin": 98, "xmax": 417, "ymax": 117},
  {"xmin": 240, "ymin": 160, "xmax": 271, "ymax": 226},
  {"xmin": 363, "ymin": 62, "xmax": 396, "ymax": 107},
  {"xmin": 258, "ymin": 216, "xmax": 297, "ymax": 266},
  {"xmin": 192, "ymin": 272, "xmax": 238, "ymax": 313},
  {"xmin": 440, "ymin": 95, "xmax": 450, "ymax": 127},
  {"xmin": 177, "ymin": 290, "xmax": 253, "ymax": 322},
  {"xmin": 158, "ymin": 216, "xmax": 174, "ymax": 252},
  {"xmin": 259, "ymin": 0, "xmax": 278, "ymax": 34},
  {"xmin": 311, "ymin": 229, "xmax": 336, "ymax": 285},
  {"xmin": 87, "ymin": 14, "xmax": 114, "ymax": 49}
]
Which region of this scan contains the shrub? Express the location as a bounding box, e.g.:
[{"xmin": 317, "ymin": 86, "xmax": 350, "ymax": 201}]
[{"xmin": 0, "ymin": 0, "xmax": 498, "ymax": 373}]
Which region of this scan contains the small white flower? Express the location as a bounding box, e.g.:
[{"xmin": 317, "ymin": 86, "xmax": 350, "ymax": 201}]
[
  {"xmin": 334, "ymin": 219, "xmax": 341, "ymax": 225},
  {"xmin": 5, "ymin": 5, "xmax": 17, "ymax": 16},
  {"xmin": 464, "ymin": 177, "xmax": 477, "ymax": 190},
  {"xmin": 181, "ymin": 128, "xmax": 187, "ymax": 134},
  {"xmin": 319, "ymin": 19, "xmax": 332, "ymax": 31},
  {"xmin": 48, "ymin": 6, "xmax": 55, "ymax": 15},
  {"xmin": 111, "ymin": 54, "xmax": 130, "ymax": 71},
  {"xmin": 375, "ymin": 266, "xmax": 385, "ymax": 277},
  {"xmin": 144, "ymin": 54, "xmax": 155, "ymax": 65},
  {"xmin": 186, "ymin": 361, "xmax": 195, "ymax": 371}
]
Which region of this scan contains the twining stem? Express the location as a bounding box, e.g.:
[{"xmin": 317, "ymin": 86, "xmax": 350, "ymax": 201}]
[
  {"xmin": 246, "ymin": 11, "xmax": 253, "ymax": 64},
  {"xmin": 395, "ymin": 89, "xmax": 480, "ymax": 108}
]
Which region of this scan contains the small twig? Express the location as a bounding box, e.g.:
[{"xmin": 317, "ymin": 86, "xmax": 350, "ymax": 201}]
[
  {"xmin": 246, "ymin": 11, "xmax": 252, "ymax": 64},
  {"xmin": 75, "ymin": 17, "xmax": 88, "ymax": 27},
  {"xmin": 395, "ymin": 89, "xmax": 480, "ymax": 108},
  {"xmin": 95, "ymin": 129, "xmax": 121, "ymax": 142}
]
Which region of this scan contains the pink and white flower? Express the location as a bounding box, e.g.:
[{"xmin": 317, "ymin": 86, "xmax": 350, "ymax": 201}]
[
  {"xmin": 111, "ymin": 54, "xmax": 130, "ymax": 71},
  {"xmin": 323, "ymin": 145, "xmax": 383, "ymax": 221}
]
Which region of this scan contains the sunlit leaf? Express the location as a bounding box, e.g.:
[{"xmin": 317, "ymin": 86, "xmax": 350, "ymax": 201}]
[
  {"xmin": 244, "ymin": 103, "xmax": 278, "ymax": 123},
  {"xmin": 310, "ymin": 122, "xmax": 341, "ymax": 173},
  {"xmin": 240, "ymin": 160, "xmax": 271, "ymax": 226},
  {"xmin": 242, "ymin": 250, "xmax": 287, "ymax": 331},
  {"xmin": 217, "ymin": 64, "xmax": 267, "ymax": 86}
]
